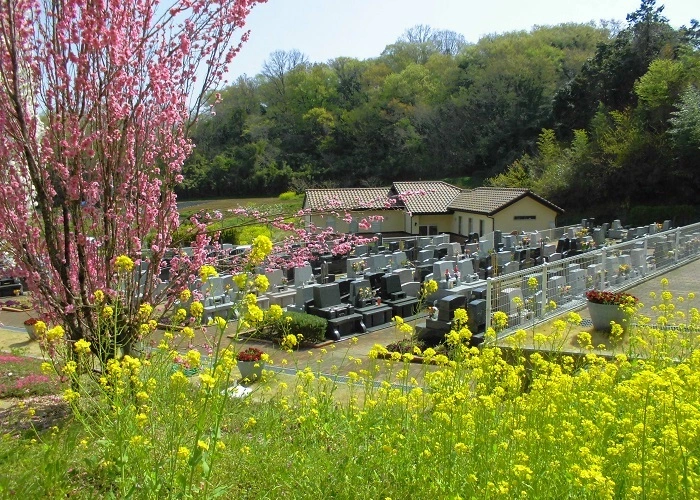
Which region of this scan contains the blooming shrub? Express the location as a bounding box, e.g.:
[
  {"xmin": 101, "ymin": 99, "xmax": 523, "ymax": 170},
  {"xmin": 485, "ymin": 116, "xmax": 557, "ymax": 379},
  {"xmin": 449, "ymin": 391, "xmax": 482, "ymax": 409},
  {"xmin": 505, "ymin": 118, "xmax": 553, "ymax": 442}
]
[
  {"xmin": 236, "ymin": 347, "xmax": 265, "ymax": 362},
  {"xmin": 586, "ymin": 289, "xmax": 639, "ymax": 305}
]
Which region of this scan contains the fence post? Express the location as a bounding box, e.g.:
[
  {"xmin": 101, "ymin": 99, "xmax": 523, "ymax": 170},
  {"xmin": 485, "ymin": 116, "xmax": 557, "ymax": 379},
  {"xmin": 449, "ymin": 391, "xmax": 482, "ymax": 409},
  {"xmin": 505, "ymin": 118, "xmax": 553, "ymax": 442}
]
[
  {"xmin": 675, "ymin": 228, "xmax": 680, "ymax": 264},
  {"xmin": 485, "ymin": 277, "xmax": 492, "ymax": 331},
  {"xmin": 540, "ymin": 262, "xmax": 548, "ymax": 318}
]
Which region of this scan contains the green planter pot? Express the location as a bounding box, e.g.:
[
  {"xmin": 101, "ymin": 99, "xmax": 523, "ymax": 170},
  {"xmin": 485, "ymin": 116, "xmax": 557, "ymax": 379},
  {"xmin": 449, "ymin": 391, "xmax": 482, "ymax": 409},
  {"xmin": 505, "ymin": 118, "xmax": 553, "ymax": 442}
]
[
  {"xmin": 587, "ymin": 301, "xmax": 626, "ymax": 332},
  {"xmin": 238, "ymin": 360, "xmax": 265, "ymax": 383}
]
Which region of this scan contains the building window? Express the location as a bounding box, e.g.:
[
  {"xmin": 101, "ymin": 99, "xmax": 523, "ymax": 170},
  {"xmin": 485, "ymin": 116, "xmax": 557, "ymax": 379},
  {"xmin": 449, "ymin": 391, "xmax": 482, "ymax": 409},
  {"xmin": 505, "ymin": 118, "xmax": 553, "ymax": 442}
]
[
  {"xmin": 458, "ymin": 216, "xmax": 463, "ymax": 234},
  {"xmin": 468, "ymin": 217, "xmax": 473, "ymax": 234},
  {"xmin": 479, "ymin": 219, "xmax": 484, "ymax": 236},
  {"xmin": 514, "ymin": 215, "xmax": 537, "ymax": 220},
  {"xmin": 419, "ymin": 225, "xmax": 438, "ymax": 236}
]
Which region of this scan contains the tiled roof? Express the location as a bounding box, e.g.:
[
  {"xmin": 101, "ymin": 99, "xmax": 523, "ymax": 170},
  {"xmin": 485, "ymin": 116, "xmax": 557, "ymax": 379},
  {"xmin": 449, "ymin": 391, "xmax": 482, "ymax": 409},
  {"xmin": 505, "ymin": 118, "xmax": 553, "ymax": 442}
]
[
  {"xmin": 391, "ymin": 181, "xmax": 462, "ymax": 214},
  {"xmin": 448, "ymin": 187, "xmax": 564, "ymax": 215},
  {"xmin": 303, "ymin": 187, "xmax": 395, "ymax": 210}
]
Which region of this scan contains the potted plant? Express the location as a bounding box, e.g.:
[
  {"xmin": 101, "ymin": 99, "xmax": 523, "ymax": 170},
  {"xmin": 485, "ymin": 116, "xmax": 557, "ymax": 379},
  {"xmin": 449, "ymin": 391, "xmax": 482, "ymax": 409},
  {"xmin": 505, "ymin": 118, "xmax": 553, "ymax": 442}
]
[
  {"xmin": 23, "ymin": 317, "xmax": 39, "ymax": 340},
  {"xmin": 585, "ymin": 290, "xmax": 638, "ymax": 333},
  {"xmin": 236, "ymin": 347, "xmax": 266, "ymax": 383}
]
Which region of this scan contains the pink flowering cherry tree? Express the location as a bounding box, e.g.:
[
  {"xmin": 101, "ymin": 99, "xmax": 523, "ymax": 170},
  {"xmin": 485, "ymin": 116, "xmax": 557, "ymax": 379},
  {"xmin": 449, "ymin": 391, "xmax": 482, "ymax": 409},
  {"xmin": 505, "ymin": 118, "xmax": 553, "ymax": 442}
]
[{"xmin": 0, "ymin": 0, "xmax": 265, "ymax": 349}]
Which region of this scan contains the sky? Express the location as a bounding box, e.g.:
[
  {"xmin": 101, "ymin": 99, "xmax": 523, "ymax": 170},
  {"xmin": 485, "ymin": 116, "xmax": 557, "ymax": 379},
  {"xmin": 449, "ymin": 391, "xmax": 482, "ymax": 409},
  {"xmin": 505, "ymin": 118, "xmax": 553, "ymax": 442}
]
[{"xmin": 226, "ymin": 0, "xmax": 697, "ymax": 81}]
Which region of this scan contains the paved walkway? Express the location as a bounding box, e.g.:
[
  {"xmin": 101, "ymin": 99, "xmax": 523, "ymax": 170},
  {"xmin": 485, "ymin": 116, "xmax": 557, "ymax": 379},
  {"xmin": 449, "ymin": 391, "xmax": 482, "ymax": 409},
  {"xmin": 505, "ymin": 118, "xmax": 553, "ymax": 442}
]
[{"xmin": 3, "ymin": 258, "xmax": 699, "ymax": 380}]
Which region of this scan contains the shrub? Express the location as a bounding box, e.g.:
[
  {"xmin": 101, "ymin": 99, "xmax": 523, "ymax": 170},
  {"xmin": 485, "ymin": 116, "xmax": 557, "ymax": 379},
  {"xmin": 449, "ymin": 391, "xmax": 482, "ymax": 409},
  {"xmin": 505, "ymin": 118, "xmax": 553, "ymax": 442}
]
[
  {"xmin": 269, "ymin": 311, "xmax": 327, "ymax": 344},
  {"xmin": 278, "ymin": 191, "xmax": 297, "ymax": 201}
]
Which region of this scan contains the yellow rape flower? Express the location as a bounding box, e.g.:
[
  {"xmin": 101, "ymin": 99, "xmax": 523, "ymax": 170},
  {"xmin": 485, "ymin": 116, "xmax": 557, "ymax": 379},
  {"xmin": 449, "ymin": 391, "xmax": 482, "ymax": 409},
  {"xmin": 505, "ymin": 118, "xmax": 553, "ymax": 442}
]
[
  {"xmin": 199, "ymin": 265, "xmax": 218, "ymax": 282},
  {"xmin": 101, "ymin": 306, "xmax": 114, "ymax": 319},
  {"xmin": 46, "ymin": 325, "xmax": 65, "ymax": 342},
  {"xmin": 179, "ymin": 289, "xmax": 191, "ymax": 302},
  {"xmin": 34, "ymin": 321, "xmax": 47, "ymax": 337},
  {"xmin": 254, "ymin": 274, "xmax": 269, "ymax": 293},
  {"xmin": 249, "ymin": 235, "xmax": 273, "ymax": 264},
  {"xmin": 213, "ymin": 316, "xmax": 227, "ymax": 330},
  {"xmin": 62, "ymin": 361, "xmax": 77, "ymax": 375},
  {"xmin": 281, "ymin": 334, "xmax": 299, "ymax": 350},
  {"xmin": 182, "ymin": 326, "xmax": 194, "ymax": 339},
  {"xmin": 190, "ymin": 301, "xmax": 204, "ymax": 319},
  {"xmin": 186, "ymin": 349, "xmax": 201, "ymax": 368},
  {"xmin": 63, "ymin": 388, "xmax": 80, "ymax": 403},
  {"xmin": 174, "ymin": 308, "xmax": 187, "ymax": 322},
  {"xmin": 233, "ymin": 273, "xmax": 248, "ymax": 290},
  {"xmin": 138, "ymin": 303, "xmax": 153, "ymax": 319},
  {"xmin": 200, "ymin": 373, "xmax": 216, "ymax": 389},
  {"xmin": 114, "ymin": 255, "xmax": 134, "ymax": 273},
  {"xmin": 74, "ymin": 338, "xmax": 91, "ymax": 354},
  {"xmin": 93, "ymin": 290, "xmax": 105, "ymax": 303},
  {"xmin": 267, "ymin": 304, "xmax": 283, "ymax": 321},
  {"xmin": 177, "ymin": 446, "xmax": 191, "ymax": 460},
  {"xmin": 424, "ymin": 279, "xmax": 438, "ymax": 294}
]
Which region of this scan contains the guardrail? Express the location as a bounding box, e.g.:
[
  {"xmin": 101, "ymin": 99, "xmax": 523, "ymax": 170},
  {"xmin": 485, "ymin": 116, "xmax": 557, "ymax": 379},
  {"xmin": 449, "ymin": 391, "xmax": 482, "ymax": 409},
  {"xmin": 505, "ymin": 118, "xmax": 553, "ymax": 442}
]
[{"xmin": 484, "ymin": 222, "xmax": 700, "ymax": 336}]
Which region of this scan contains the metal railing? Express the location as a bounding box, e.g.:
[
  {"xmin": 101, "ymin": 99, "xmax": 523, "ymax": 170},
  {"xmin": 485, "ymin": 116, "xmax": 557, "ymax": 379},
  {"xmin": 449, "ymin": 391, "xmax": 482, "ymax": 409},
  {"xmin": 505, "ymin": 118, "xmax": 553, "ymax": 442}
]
[{"xmin": 484, "ymin": 222, "xmax": 700, "ymax": 336}]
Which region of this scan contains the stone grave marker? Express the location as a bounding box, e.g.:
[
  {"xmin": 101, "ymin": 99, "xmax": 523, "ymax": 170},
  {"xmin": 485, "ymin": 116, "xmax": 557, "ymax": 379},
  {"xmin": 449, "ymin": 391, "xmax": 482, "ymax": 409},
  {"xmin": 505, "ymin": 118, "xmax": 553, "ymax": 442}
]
[{"xmin": 294, "ymin": 265, "xmax": 314, "ymax": 286}]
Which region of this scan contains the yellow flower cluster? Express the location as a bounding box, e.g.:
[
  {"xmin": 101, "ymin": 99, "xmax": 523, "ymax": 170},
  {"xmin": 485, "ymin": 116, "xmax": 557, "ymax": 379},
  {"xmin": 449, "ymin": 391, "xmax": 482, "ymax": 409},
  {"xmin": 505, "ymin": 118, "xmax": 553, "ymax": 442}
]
[
  {"xmin": 45, "ymin": 325, "xmax": 65, "ymax": 343},
  {"xmin": 74, "ymin": 339, "xmax": 91, "ymax": 355},
  {"xmin": 249, "ymin": 235, "xmax": 273, "ymax": 264},
  {"xmin": 199, "ymin": 265, "xmax": 218, "ymax": 282},
  {"xmin": 253, "ymin": 274, "xmax": 269, "ymax": 293},
  {"xmin": 114, "ymin": 255, "xmax": 134, "ymax": 273}
]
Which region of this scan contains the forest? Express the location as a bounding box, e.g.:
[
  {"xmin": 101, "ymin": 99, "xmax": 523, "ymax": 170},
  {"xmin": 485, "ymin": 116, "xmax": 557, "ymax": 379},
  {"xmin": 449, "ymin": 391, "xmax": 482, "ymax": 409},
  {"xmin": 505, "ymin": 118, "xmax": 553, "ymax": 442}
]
[{"xmin": 181, "ymin": 1, "xmax": 700, "ymax": 221}]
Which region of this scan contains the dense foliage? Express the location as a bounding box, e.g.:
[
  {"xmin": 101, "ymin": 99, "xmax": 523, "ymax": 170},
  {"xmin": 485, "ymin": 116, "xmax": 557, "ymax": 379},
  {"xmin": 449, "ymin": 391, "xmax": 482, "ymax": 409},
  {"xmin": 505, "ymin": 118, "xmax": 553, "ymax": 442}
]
[
  {"xmin": 182, "ymin": 1, "xmax": 700, "ymax": 219},
  {"xmin": 183, "ymin": 22, "xmax": 610, "ymax": 196}
]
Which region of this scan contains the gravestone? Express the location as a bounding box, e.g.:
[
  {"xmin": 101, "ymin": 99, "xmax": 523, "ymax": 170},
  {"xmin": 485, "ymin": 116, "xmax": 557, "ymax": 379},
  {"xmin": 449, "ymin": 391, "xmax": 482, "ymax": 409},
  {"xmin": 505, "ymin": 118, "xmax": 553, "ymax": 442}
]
[
  {"xmin": 418, "ymin": 237, "xmax": 432, "ymax": 248},
  {"xmin": 464, "ymin": 243, "xmax": 479, "ymax": 255},
  {"xmin": 467, "ymin": 299, "xmax": 486, "ymax": 334},
  {"xmin": 392, "ymin": 268, "xmax": 413, "ymax": 284},
  {"xmin": 592, "ymin": 228, "xmax": 605, "ymax": 245},
  {"xmin": 264, "ymin": 269, "xmax": 285, "ymax": 288},
  {"xmin": 293, "ymin": 265, "xmax": 314, "ymax": 286},
  {"xmin": 502, "ymin": 235, "xmax": 516, "ymax": 250},
  {"xmin": 569, "ymin": 268, "xmax": 586, "ymax": 297},
  {"xmin": 479, "ymin": 239, "xmax": 493, "ymax": 254},
  {"xmin": 502, "ymin": 261, "xmax": 520, "ymax": 275},
  {"xmin": 499, "ymin": 287, "xmax": 523, "ymax": 315},
  {"xmin": 630, "ymin": 248, "xmax": 647, "ymax": 275},
  {"xmin": 347, "ymin": 257, "xmax": 367, "ymax": 278},
  {"xmin": 417, "ymin": 249, "xmax": 434, "ymax": 263},
  {"xmin": 542, "ymin": 244, "xmax": 556, "ymax": 259},
  {"xmin": 493, "ymin": 230, "xmax": 502, "ymax": 247},
  {"xmin": 548, "ymin": 275, "xmax": 565, "ymax": 301},
  {"xmin": 662, "ymin": 220, "xmax": 671, "ymax": 231},
  {"xmin": 391, "ymin": 251, "xmax": 408, "ymax": 266},
  {"xmin": 497, "ymin": 251, "xmax": 512, "ymax": 267},
  {"xmin": 604, "ymin": 256, "xmax": 619, "ymax": 277},
  {"xmin": 354, "ymin": 244, "xmax": 369, "ymax": 257},
  {"xmin": 447, "ymin": 242, "xmax": 462, "ymax": 257},
  {"xmin": 367, "ymin": 254, "xmax": 387, "ymax": 272},
  {"xmin": 548, "ymin": 252, "xmax": 562, "ymax": 262}
]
